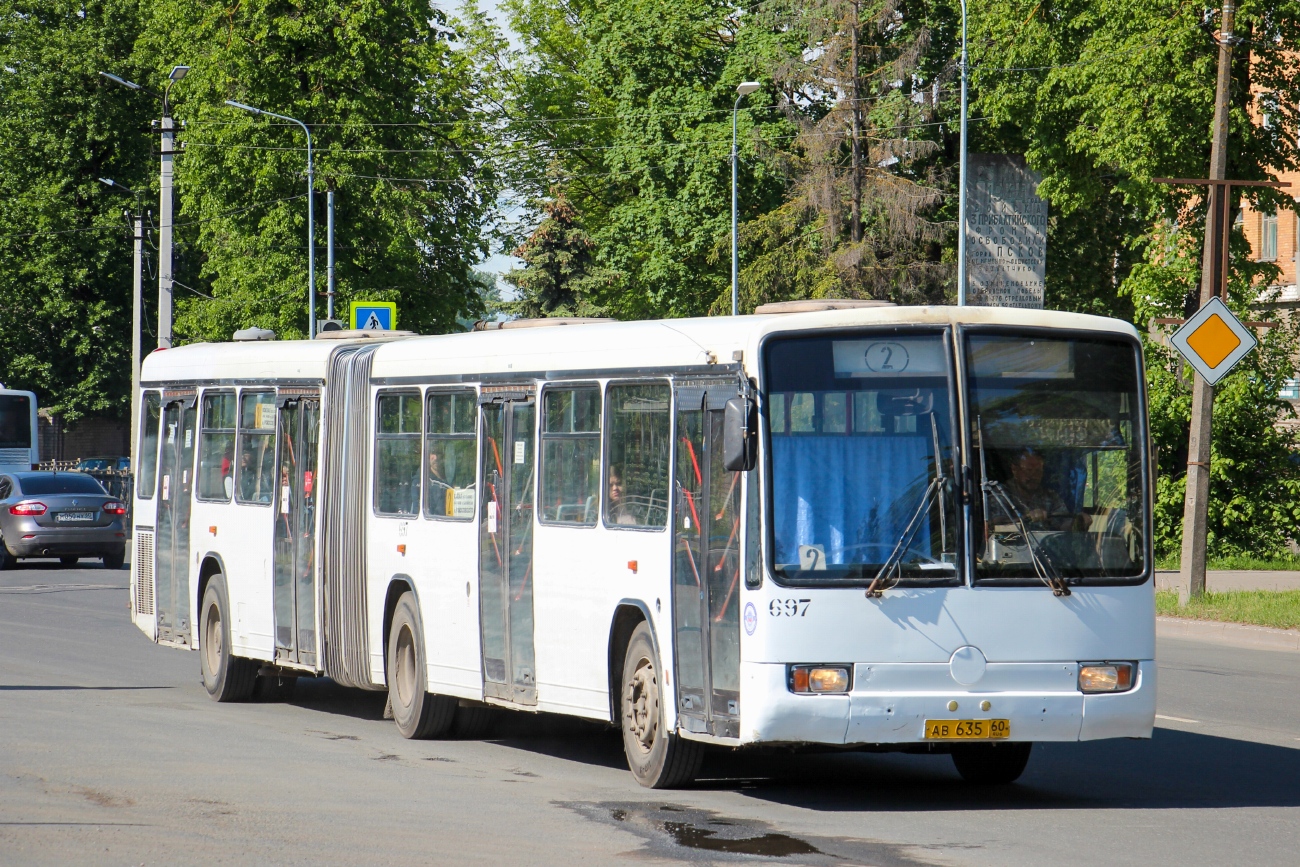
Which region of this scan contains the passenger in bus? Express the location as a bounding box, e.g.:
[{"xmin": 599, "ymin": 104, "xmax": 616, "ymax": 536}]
[
  {"xmin": 427, "ymin": 449, "xmax": 450, "ymax": 516},
  {"xmin": 607, "ymin": 469, "xmax": 638, "ymax": 525},
  {"xmin": 1005, "ymin": 447, "xmax": 1088, "ymax": 532},
  {"xmin": 238, "ymin": 451, "xmax": 256, "ymax": 501}
]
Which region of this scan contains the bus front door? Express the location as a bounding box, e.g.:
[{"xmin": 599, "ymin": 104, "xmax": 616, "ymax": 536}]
[
  {"xmin": 273, "ymin": 394, "xmax": 320, "ymax": 667},
  {"xmin": 478, "ymin": 392, "xmax": 538, "ymax": 706},
  {"xmin": 673, "ymin": 385, "xmax": 743, "ymax": 738},
  {"xmin": 155, "ymin": 393, "xmax": 197, "ymax": 647}
]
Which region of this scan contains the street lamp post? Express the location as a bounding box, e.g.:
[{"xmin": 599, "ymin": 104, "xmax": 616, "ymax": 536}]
[
  {"xmin": 732, "ymin": 82, "xmax": 761, "ymax": 317},
  {"xmin": 226, "ymin": 100, "xmax": 316, "ymax": 338},
  {"xmin": 98, "ymin": 178, "xmax": 144, "ymax": 463},
  {"xmin": 956, "ymin": 0, "xmax": 969, "ymax": 307}
]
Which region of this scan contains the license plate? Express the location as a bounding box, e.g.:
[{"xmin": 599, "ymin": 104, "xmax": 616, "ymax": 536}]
[
  {"xmin": 924, "ymin": 719, "xmax": 1011, "ymax": 740},
  {"xmin": 55, "ymin": 512, "xmax": 94, "ymax": 522}
]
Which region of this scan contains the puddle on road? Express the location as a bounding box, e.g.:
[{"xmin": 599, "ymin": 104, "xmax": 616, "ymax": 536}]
[{"xmin": 565, "ymin": 802, "xmax": 945, "ymax": 865}]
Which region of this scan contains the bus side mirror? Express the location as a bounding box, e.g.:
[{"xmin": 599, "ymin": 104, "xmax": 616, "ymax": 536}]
[{"xmin": 722, "ymin": 397, "xmax": 757, "ymax": 472}]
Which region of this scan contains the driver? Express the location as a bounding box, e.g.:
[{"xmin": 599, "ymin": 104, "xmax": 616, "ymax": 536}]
[{"xmin": 1004, "ymin": 447, "xmax": 1088, "ymax": 532}]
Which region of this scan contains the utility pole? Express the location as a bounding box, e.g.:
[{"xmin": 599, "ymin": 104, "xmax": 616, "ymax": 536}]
[
  {"xmin": 158, "ymin": 65, "xmax": 190, "ymax": 350},
  {"xmin": 327, "ymin": 190, "xmax": 336, "ymax": 321},
  {"xmin": 1178, "ymin": 1, "xmax": 1236, "ymax": 604},
  {"xmin": 131, "ymin": 211, "xmax": 144, "ymax": 458},
  {"xmin": 957, "ymin": 0, "xmax": 970, "ymax": 306}
]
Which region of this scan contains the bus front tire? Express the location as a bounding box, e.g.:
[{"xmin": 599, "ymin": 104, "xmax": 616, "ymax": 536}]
[
  {"xmin": 620, "ymin": 621, "xmax": 703, "ymax": 788},
  {"xmin": 951, "ymin": 741, "xmax": 1033, "ymax": 785},
  {"xmin": 387, "ymin": 592, "xmax": 456, "ymax": 739},
  {"xmin": 200, "ymin": 576, "xmax": 257, "ymax": 702}
]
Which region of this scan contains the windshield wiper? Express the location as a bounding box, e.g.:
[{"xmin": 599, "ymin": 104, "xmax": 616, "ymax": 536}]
[
  {"xmin": 867, "ymin": 414, "xmax": 954, "ymax": 598},
  {"xmin": 982, "ymin": 479, "xmax": 1071, "ymax": 597}
]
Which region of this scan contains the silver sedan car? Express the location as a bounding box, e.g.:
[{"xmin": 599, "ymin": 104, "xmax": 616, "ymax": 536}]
[{"xmin": 0, "ymin": 472, "xmax": 127, "ymax": 569}]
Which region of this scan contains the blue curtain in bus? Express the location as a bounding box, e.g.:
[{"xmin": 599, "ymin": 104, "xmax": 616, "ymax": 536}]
[{"xmin": 771, "ymin": 435, "xmax": 934, "ymax": 567}]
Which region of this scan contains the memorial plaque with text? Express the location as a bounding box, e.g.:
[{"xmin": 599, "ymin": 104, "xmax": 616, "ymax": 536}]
[{"xmin": 966, "ymin": 154, "xmax": 1048, "ymax": 309}]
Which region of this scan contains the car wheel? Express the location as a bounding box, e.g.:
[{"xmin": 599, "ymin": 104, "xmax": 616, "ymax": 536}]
[
  {"xmin": 200, "ymin": 575, "xmax": 257, "ymax": 702},
  {"xmin": 951, "ymin": 742, "xmax": 1033, "ymax": 785},
  {"xmin": 59, "ymin": 556, "xmax": 79, "ymax": 567},
  {"xmin": 102, "ymin": 546, "xmax": 125, "ymax": 570},
  {"xmin": 387, "ymin": 591, "xmax": 456, "ymax": 739},
  {"xmin": 620, "ymin": 621, "xmax": 703, "ymax": 788},
  {"xmin": 0, "ymin": 541, "xmax": 17, "ymax": 570}
]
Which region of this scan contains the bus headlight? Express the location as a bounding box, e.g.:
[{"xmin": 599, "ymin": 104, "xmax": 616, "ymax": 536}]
[
  {"xmin": 788, "ymin": 665, "xmax": 851, "ymax": 694},
  {"xmin": 1078, "ymin": 662, "xmax": 1135, "ymax": 693}
]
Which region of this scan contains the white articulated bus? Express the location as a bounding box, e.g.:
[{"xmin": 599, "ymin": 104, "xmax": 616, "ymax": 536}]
[
  {"xmin": 130, "ymin": 302, "xmax": 1155, "ymax": 788},
  {"xmin": 0, "ymin": 387, "xmax": 39, "ymax": 474}
]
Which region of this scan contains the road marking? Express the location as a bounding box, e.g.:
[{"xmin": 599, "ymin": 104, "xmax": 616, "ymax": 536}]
[{"xmin": 1156, "ymin": 714, "xmax": 1200, "ymax": 724}]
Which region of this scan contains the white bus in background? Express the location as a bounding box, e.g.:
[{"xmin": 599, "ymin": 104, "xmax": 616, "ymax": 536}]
[
  {"xmin": 130, "ymin": 303, "xmax": 1156, "ymax": 788},
  {"xmin": 0, "ymin": 387, "xmax": 39, "ymax": 473}
]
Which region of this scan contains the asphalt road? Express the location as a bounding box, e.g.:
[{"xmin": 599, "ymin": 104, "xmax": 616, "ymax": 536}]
[{"xmin": 3, "ymin": 563, "xmax": 1298, "ymax": 867}]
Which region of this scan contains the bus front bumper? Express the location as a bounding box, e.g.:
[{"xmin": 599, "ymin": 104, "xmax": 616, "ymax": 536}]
[{"xmin": 739, "ymin": 660, "xmax": 1156, "ymax": 746}]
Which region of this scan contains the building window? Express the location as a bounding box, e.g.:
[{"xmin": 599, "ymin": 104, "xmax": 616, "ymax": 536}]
[
  {"xmin": 1261, "ymin": 212, "xmax": 1278, "ymax": 261},
  {"xmin": 1281, "ymin": 378, "xmax": 1300, "ymax": 401},
  {"xmin": 540, "ymin": 386, "xmax": 601, "ymax": 525}
]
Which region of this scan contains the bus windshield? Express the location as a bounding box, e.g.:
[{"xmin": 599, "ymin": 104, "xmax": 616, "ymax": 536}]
[
  {"xmin": 0, "ymin": 395, "xmax": 32, "ymax": 449},
  {"xmin": 764, "ymin": 331, "xmax": 959, "ymax": 584},
  {"xmin": 967, "ymin": 332, "xmax": 1146, "ymax": 583}
]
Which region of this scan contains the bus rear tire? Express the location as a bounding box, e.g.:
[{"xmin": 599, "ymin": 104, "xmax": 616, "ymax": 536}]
[
  {"xmin": 200, "ymin": 576, "xmax": 257, "ymax": 702},
  {"xmin": 387, "ymin": 592, "xmax": 456, "ymax": 739},
  {"xmin": 951, "ymin": 741, "xmax": 1032, "ymax": 785},
  {"xmin": 620, "ymin": 621, "xmax": 703, "ymax": 788}
]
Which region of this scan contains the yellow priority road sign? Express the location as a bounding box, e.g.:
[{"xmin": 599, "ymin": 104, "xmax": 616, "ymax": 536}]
[{"xmin": 1170, "ymin": 296, "xmax": 1257, "ymax": 386}]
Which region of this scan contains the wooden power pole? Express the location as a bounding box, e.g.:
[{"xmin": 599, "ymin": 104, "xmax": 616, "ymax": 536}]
[{"xmin": 1179, "ymin": 1, "xmax": 1235, "ymax": 604}]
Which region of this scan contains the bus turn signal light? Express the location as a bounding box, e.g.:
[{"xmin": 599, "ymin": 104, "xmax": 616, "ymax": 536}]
[
  {"xmin": 788, "ymin": 665, "xmax": 851, "ymax": 694},
  {"xmin": 1078, "ymin": 662, "xmax": 1135, "ymax": 693}
]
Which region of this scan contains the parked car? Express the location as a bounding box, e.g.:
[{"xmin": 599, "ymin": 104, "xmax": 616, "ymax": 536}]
[
  {"xmin": 0, "ymin": 472, "xmax": 127, "ymax": 569},
  {"xmin": 74, "ymin": 456, "xmax": 130, "ymax": 473}
]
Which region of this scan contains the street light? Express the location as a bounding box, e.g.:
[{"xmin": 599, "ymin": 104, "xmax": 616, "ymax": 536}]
[
  {"xmin": 956, "ymin": 0, "xmax": 969, "ymax": 306},
  {"xmin": 226, "ymin": 100, "xmax": 316, "ymax": 338},
  {"xmin": 732, "ymin": 81, "xmax": 761, "ymax": 317},
  {"xmin": 99, "ymin": 178, "xmax": 145, "ymax": 474}
]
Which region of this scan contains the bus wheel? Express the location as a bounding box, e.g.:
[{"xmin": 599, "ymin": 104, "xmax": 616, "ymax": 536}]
[
  {"xmin": 620, "ymin": 622, "xmax": 703, "ymax": 788},
  {"xmin": 200, "ymin": 576, "xmax": 257, "ymax": 702},
  {"xmin": 387, "ymin": 592, "xmax": 456, "ymax": 739},
  {"xmin": 951, "ymin": 742, "xmax": 1033, "ymax": 785}
]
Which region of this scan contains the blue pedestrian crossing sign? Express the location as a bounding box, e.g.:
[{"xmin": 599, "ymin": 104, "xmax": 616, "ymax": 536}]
[{"xmin": 350, "ymin": 301, "xmax": 397, "ymax": 331}]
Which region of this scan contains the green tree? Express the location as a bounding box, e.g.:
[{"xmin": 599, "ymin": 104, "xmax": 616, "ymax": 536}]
[
  {"xmin": 0, "ymin": 0, "xmax": 151, "ymax": 420},
  {"xmin": 138, "ymin": 0, "xmax": 498, "ymax": 341},
  {"xmin": 501, "ymin": 192, "xmax": 610, "ymax": 318}
]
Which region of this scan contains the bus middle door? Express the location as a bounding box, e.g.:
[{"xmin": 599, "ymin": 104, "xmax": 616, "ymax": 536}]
[
  {"xmin": 155, "ymin": 391, "xmax": 197, "ymax": 647},
  {"xmin": 673, "ymin": 383, "xmax": 743, "ymax": 738},
  {"xmin": 273, "ymin": 392, "xmax": 321, "ymax": 667},
  {"xmin": 478, "ymin": 388, "xmax": 538, "ymax": 706}
]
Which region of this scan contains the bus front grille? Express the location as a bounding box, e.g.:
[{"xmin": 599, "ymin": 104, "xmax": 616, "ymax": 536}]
[{"xmin": 135, "ymin": 530, "xmax": 154, "ymax": 615}]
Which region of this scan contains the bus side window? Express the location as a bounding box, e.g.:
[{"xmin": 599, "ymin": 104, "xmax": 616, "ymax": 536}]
[
  {"xmin": 375, "ymin": 392, "xmax": 422, "ymax": 517},
  {"xmin": 236, "ymin": 392, "xmax": 276, "ymax": 505},
  {"xmin": 604, "ymin": 382, "xmax": 670, "ymax": 530},
  {"xmin": 196, "ymin": 392, "xmax": 236, "ymax": 502},
  {"xmin": 425, "ymin": 390, "xmax": 476, "ymax": 520},
  {"xmin": 137, "ymin": 391, "xmax": 162, "ymax": 499},
  {"xmin": 540, "ymin": 386, "xmax": 601, "ymax": 525}
]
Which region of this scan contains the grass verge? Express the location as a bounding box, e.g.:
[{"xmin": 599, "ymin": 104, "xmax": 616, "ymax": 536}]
[
  {"xmin": 1156, "ymin": 589, "xmax": 1300, "ymax": 631},
  {"xmin": 1154, "ymin": 554, "xmax": 1300, "ymax": 571}
]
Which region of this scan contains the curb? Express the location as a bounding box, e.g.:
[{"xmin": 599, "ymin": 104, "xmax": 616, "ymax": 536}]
[{"xmin": 1157, "ymin": 616, "xmax": 1300, "ymax": 653}]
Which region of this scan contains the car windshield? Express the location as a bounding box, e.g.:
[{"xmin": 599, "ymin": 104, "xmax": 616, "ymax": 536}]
[
  {"xmin": 967, "ymin": 333, "xmax": 1146, "ymax": 582},
  {"xmin": 765, "ymin": 331, "xmax": 959, "ymax": 583},
  {"xmin": 18, "ymin": 474, "xmax": 107, "ymax": 495},
  {"xmin": 0, "ymin": 395, "xmax": 31, "ymax": 449}
]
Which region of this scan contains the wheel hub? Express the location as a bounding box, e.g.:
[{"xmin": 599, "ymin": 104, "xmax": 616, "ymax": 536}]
[{"xmin": 625, "ymin": 657, "xmax": 658, "ymax": 753}]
